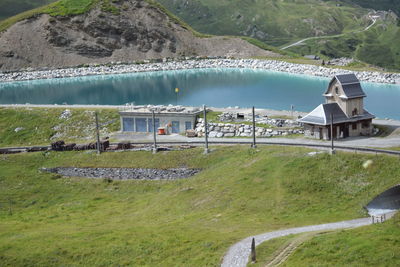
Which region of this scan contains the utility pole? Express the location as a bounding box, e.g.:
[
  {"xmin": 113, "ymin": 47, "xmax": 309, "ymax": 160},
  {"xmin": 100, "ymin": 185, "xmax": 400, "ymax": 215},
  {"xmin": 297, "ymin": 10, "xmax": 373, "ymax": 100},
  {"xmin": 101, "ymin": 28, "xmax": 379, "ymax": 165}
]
[
  {"xmin": 330, "ymin": 113, "xmax": 335, "ymax": 155},
  {"xmin": 252, "ymin": 106, "xmax": 257, "ymax": 148},
  {"xmin": 152, "ymin": 110, "xmax": 157, "ymax": 153},
  {"xmin": 203, "ymin": 105, "xmax": 209, "ymax": 154},
  {"xmin": 95, "ymin": 111, "xmax": 101, "ymax": 154}
]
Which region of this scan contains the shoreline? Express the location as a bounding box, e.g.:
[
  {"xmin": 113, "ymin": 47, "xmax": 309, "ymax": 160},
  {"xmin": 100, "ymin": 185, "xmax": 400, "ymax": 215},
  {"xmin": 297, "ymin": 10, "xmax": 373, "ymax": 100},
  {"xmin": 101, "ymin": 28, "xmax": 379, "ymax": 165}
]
[
  {"xmin": 1, "ymin": 104, "xmax": 399, "ymax": 125},
  {"xmin": 0, "ymin": 59, "xmax": 399, "ymax": 84}
]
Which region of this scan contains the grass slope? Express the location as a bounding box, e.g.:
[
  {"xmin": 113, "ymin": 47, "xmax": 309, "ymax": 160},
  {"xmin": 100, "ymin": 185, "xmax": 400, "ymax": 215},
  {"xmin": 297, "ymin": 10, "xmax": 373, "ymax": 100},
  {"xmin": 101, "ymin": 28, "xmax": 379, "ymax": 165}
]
[
  {"xmin": 0, "ymin": 107, "xmax": 119, "ymax": 147},
  {"xmin": 287, "ymin": 20, "xmax": 400, "ymax": 71},
  {"xmin": 344, "ymin": 0, "xmax": 400, "ymax": 15},
  {"xmin": 281, "ymin": 213, "xmax": 400, "ymax": 266},
  {"xmin": 157, "ymin": 0, "xmax": 369, "ymax": 46},
  {"xmin": 1, "ymin": 146, "xmax": 400, "ymax": 265},
  {"xmin": 157, "ymin": 0, "xmax": 400, "ymax": 70},
  {"xmin": 0, "ymin": 0, "xmax": 207, "ymax": 37}
]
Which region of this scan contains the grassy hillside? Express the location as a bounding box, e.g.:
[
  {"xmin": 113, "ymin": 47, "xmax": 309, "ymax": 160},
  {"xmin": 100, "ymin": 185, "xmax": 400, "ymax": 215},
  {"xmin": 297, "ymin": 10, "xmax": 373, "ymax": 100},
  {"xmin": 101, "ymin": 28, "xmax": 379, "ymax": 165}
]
[
  {"xmin": 1, "ymin": 0, "xmax": 398, "ymax": 22},
  {"xmin": 157, "ymin": 0, "xmax": 400, "ymax": 70},
  {"xmin": 157, "ymin": 0, "xmax": 370, "ymax": 46},
  {"xmin": 344, "ymin": 0, "xmax": 400, "ymax": 15},
  {"xmin": 253, "ymin": 213, "xmax": 400, "ymax": 266},
  {"xmin": 287, "ymin": 20, "xmax": 400, "ymax": 70},
  {"xmin": 0, "ymin": 107, "xmax": 119, "ymax": 147},
  {"xmin": 1, "ymin": 145, "xmax": 400, "ymax": 265},
  {"xmin": 283, "ymin": 213, "xmax": 400, "ymax": 266}
]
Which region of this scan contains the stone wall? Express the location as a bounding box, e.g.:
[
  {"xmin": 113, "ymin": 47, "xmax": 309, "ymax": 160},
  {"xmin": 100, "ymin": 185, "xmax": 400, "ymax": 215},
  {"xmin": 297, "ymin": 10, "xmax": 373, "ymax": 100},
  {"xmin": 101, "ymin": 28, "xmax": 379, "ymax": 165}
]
[{"xmin": 195, "ymin": 118, "xmax": 304, "ymax": 138}]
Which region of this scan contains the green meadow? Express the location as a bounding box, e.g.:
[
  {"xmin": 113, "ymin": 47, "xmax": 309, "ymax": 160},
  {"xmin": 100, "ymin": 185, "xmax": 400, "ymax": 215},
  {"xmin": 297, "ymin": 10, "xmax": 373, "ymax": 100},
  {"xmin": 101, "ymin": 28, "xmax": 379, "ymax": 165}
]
[
  {"xmin": 253, "ymin": 213, "xmax": 400, "ymax": 266},
  {"xmin": 1, "ymin": 146, "xmax": 399, "ymax": 265}
]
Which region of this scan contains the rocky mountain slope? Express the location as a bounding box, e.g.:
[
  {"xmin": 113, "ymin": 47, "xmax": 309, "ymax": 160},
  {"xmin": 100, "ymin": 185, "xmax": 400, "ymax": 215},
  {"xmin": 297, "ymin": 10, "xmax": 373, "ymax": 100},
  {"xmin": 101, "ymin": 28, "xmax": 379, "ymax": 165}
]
[{"xmin": 0, "ymin": 0, "xmax": 277, "ymax": 71}]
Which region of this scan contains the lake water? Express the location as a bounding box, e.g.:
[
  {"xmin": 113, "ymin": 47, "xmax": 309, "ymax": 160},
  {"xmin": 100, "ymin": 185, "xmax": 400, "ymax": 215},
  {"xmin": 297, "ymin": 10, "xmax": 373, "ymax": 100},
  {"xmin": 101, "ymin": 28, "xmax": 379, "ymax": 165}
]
[{"xmin": 0, "ymin": 68, "xmax": 399, "ymax": 119}]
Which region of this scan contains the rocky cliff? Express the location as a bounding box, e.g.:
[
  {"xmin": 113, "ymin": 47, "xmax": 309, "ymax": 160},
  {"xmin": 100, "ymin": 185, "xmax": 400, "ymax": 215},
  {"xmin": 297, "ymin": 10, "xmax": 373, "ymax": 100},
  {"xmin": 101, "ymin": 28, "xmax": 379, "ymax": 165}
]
[{"xmin": 0, "ymin": 0, "xmax": 277, "ymax": 71}]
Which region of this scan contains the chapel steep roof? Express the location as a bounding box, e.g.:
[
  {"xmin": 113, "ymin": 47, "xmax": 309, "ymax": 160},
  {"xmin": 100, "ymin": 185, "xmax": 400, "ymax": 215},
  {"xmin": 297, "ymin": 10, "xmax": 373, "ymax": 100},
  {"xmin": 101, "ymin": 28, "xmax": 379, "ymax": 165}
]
[{"xmin": 324, "ymin": 74, "xmax": 366, "ymax": 99}]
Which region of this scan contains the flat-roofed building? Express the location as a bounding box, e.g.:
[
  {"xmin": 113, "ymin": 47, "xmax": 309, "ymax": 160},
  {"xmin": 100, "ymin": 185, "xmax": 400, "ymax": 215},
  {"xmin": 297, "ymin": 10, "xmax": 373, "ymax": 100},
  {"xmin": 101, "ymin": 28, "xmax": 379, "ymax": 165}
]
[{"xmin": 119, "ymin": 105, "xmax": 202, "ymax": 134}]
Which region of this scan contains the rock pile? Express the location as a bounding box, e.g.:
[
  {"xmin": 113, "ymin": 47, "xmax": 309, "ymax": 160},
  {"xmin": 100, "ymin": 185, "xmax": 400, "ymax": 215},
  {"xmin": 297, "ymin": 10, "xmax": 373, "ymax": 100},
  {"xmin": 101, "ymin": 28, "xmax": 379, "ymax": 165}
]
[
  {"xmin": 59, "ymin": 109, "xmax": 72, "ymax": 119},
  {"xmin": 1, "ymin": 59, "xmax": 399, "ymax": 84},
  {"xmin": 218, "ymin": 112, "xmax": 238, "ymax": 122},
  {"xmin": 41, "ymin": 167, "xmax": 200, "ymax": 180},
  {"xmin": 195, "ymin": 118, "xmax": 303, "ymax": 138}
]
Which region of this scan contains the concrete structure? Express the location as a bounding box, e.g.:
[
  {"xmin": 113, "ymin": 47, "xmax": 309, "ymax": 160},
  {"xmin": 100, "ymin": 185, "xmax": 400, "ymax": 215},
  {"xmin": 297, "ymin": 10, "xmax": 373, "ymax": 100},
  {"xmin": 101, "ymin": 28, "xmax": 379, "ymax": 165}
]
[
  {"xmin": 298, "ymin": 74, "xmax": 375, "ymax": 140},
  {"xmin": 119, "ymin": 105, "xmax": 202, "ymax": 134}
]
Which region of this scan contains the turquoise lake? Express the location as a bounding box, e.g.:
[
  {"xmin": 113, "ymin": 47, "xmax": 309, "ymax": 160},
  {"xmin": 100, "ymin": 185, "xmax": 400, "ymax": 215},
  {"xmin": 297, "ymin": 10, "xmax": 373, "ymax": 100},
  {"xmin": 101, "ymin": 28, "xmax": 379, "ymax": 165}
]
[{"xmin": 0, "ymin": 68, "xmax": 399, "ymax": 119}]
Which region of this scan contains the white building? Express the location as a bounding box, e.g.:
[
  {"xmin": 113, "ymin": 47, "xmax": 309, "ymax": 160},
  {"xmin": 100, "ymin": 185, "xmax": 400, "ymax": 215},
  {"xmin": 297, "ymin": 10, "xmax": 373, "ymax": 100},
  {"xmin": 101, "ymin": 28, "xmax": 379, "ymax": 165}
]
[{"xmin": 119, "ymin": 105, "xmax": 202, "ymax": 134}]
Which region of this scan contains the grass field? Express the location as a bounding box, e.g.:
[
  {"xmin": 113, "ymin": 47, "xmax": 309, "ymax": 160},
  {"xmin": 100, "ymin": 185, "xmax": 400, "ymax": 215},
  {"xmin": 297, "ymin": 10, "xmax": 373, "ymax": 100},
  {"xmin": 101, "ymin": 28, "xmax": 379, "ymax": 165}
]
[
  {"xmin": 0, "ymin": 107, "xmax": 119, "ymax": 147},
  {"xmin": 281, "ymin": 213, "xmax": 400, "ymax": 266},
  {"xmin": 287, "ymin": 20, "xmax": 400, "ymax": 71},
  {"xmin": 1, "ymin": 145, "xmax": 399, "ymax": 265},
  {"xmin": 158, "ymin": 0, "xmax": 369, "ymax": 46},
  {"xmin": 252, "ymin": 213, "xmax": 400, "ymax": 266}
]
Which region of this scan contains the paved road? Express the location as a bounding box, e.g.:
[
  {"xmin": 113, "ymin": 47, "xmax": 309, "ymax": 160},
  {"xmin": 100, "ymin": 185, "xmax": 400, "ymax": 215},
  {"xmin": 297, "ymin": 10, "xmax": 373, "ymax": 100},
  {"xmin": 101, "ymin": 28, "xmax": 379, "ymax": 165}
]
[
  {"xmin": 114, "ymin": 133, "xmax": 400, "ymax": 149},
  {"xmin": 221, "ymin": 218, "xmax": 372, "ymax": 267}
]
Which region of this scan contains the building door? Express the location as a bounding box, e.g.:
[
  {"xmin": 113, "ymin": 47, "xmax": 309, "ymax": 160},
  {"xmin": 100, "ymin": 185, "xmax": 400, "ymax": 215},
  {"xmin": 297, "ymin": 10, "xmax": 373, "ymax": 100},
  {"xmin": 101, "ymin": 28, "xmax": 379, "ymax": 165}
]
[
  {"xmin": 343, "ymin": 124, "xmax": 349, "ymax": 138},
  {"xmin": 185, "ymin": 121, "xmax": 192, "ymax": 130},
  {"xmin": 123, "ymin": 118, "xmax": 134, "ymax": 132},
  {"xmin": 172, "ymin": 121, "xmax": 180, "ymax": 133},
  {"xmin": 135, "ymin": 118, "xmax": 147, "ymax": 132}
]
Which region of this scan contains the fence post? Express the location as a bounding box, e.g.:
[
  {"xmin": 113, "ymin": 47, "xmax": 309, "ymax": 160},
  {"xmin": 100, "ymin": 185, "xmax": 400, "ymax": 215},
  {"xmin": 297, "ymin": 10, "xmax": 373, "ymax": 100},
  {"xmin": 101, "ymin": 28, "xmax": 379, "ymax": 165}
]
[
  {"xmin": 251, "ymin": 237, "xmax": 256, "ymax": 263},
  {"xmin": 152, "ymin": 110, "xmax": 157, "ymax": 154},
  {"xmin": 252, "ymin": 106, "xmax": 257, "ymax": 149},
  {"xmin": 203, "ymin": 105, "xmax": 209, "ymax": 154},
  {"xmin": 95, "ymin": 111, "xmax": 101, "ymax": 154},
  {"xmin": 330, "ymin": 113, "xmax": 335, "ymax": 155}
]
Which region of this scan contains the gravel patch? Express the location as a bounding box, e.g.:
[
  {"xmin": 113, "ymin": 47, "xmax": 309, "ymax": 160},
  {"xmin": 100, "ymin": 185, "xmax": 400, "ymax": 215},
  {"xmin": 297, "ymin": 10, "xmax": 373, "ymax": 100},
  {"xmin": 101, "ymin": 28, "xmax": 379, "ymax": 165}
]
[{"xmin": 42, "ymin": 167, "xmax": 200, "ymax": 180}]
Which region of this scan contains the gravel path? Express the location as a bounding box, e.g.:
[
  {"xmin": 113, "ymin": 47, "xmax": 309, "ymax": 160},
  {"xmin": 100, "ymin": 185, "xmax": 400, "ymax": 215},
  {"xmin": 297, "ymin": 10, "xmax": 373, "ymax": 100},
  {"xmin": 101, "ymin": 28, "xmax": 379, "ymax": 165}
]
[{"xmin": 221, "ymin": 218, "xmax": 371, "ymax": 267}]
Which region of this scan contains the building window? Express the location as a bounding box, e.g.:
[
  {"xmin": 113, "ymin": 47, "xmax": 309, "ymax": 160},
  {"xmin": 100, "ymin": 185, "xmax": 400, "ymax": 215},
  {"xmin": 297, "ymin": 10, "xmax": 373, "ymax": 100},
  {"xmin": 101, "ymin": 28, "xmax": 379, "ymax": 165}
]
[
  {"xmin": 352, "ymin": 108, "xmax": 358, "ymax": 116},
  {"xmin": 171, "ymin": 121, "xmax": 180, "ymax": 133},
  {"xmin": 362, "ymin": 121, "xmax": 370, "ymax": 128},
  {"xmin": 148, "ymin": 118, "xmax": 160, "ymax": 132},
  {"xmin": 352, "ymin": 123, "xmax": 357, "ymax": 130},
  {"xmin": 135, "ymin": 118, "xmax": 147, "ymax": 132},
  {"xmin": 335, "ymin": 87, "xmax": 339, "ymax": 95},
  {"xmin": 123, "ymin": 118, "xmax": 134, "ymax": 132},
  {"xmin": 185, "ymin": 121, "xmax": 192, "ymax": 130}
]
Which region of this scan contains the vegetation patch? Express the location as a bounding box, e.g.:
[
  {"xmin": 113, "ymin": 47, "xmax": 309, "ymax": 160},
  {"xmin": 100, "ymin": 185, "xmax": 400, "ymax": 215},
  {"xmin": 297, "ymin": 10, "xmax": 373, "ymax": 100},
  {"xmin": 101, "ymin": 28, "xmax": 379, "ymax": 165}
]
[
  {"xmin": 0, "ymin": 107, "xmax": 119, "ymax": 147},
  {"xmin": 1, "ymin": 146, "xmax": 400, "ymax": 265},
  {"xmin": 280, "ymin": 213, "xmax": 400, "ymax": 266}
]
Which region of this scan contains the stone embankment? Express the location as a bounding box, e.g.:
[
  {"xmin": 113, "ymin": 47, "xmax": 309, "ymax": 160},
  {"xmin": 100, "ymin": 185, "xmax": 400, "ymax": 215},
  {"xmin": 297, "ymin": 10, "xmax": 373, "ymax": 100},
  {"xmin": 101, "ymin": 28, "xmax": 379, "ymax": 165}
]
[
  {"xmin": 195, "ymin": 118, "xmax": 304, "ymax": 138},
  {"xmin": 42, "ymin": 167, "xmax": 200, "ymax": 180},
  {"xmin": 0, "ymin": 59, "xmax": 399, "ymax": 84}
]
